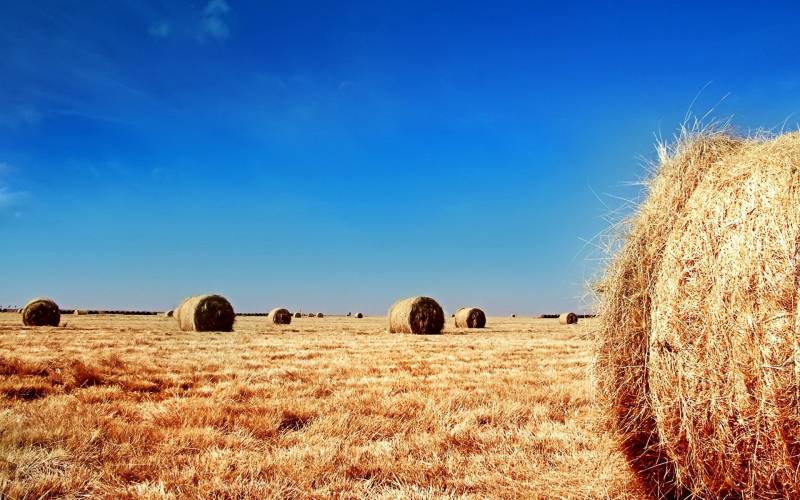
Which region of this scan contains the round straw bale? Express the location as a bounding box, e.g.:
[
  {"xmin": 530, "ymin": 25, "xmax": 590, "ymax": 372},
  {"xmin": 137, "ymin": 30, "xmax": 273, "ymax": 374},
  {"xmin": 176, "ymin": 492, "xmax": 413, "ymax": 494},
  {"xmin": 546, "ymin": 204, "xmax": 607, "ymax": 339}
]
[
  {"xmin": 317, "ymin": 312, "xmax": 324, "ymax": 318},
  {"xmin": 21, "ymin": 298, "xmax": 60, "ymax": 327},
  {"xmin": 388, "ymin": 296, "xmax": 444, "ymax": 334},
  {"xmin": 294, "ymin": 312, "xmax": 301, "ymax": 318},
  {"xmin": 268, "ymin": 307, "xmax": 292, "ymax": 325},
  {"xmin": 558, "ymin": 312, "xmax": 577, "ymax": 325},
  {"xmin": 511, "ymin": 314, "xmax": 516, "ymax": 318},
  {"xmin": 164, "ymin": 310, "xmax": 174, "ymax": 317},
  {"xmin": 174, "ymin": 294, "xmax": 234, "ymax": 332},
  {"xmin": 356, "ymin": 312, "xmax": 363, "ymax": 318},
  {"xmin": 454, "ymin": 307, "xmax": 486, "ymax": 328},
  {"xmin": 73, "ymin": 309, "xmax": 88, "ymax": 316},
  {"xmin": 596, "ymin": 130, "xmax": 800, "ymax": 497}
]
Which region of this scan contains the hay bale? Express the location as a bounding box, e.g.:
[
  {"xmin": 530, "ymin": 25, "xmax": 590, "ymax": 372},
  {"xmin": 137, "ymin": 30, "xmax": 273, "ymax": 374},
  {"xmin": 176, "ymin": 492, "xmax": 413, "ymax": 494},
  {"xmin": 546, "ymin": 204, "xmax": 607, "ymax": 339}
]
[
  {"xmin": 164, "ymin": 310, "xmax": 174, "ymax": 318},
  {"xmin": 356, "ymin": 312, "xmax": 363, "ymax": 318},
  {"xmin": 558, "ymin": 312, "xmax": 577, "ymax": 325},
  {"xmin": 73, "ymin": 309, "xmax": 88, "ymax": 316},
  {"xmin": 308, "ymin": 313, "xmax": 315, "ymax": 318},
  {"xmin": 174, "ymin": 294, "xmax": 235, "ymax": 332},
  {"xmin": 511, "ymin": 314, "xmax": 516, "ymax": 318},
  {"xmin": 268, "ymin": 307, "xmax": 292, "ymax": 325},
  {"xmin": 317, "ymin": 312, "xmax": 324, "ymax": 318},
  {"xmin": 21, "ymin": 298, "xmax": 60, "ymax": 327},
  {"xmin": 596, "ymin": 130, "xmax": 800, "ymax": 497},
  {"xmin": 454, "ymin": 307, "xmax": 486, "ymax": 328},
  {"xmin": 294, "ymin": 312, "xmax": 301, "ymax": 318},
  {"xmin": 388, "ymin": 296, "xmax": 444, "ymax": 334}
]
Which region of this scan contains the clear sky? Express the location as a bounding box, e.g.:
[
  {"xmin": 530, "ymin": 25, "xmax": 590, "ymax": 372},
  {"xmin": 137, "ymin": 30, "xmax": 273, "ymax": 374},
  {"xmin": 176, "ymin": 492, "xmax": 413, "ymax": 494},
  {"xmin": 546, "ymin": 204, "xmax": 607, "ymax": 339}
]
[{"xmin": 2, "ymin": 1, "xmax": 799, "ymax": 314}]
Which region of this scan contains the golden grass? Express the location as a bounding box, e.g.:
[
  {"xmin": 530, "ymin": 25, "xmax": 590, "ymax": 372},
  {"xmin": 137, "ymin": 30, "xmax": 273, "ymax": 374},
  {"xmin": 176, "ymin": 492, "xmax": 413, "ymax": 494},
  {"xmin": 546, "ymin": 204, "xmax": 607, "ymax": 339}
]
[{"xmin": 0, "ymin": 313, "xmax": 640, "ymax": 498}]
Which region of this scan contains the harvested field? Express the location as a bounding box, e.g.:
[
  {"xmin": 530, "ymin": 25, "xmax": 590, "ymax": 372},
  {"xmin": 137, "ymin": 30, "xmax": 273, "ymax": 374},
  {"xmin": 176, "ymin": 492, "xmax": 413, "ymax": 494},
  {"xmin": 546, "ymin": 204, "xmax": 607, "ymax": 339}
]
[{"xmin": 0, "ymin": 313, "xmax": 639, "ymax": 498}]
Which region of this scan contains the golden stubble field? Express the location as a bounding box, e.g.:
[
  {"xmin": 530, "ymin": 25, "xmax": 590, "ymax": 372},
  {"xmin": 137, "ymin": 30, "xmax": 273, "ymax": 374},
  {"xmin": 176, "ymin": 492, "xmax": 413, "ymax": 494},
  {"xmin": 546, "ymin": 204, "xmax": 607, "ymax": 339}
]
[{"xmin": 0, "ymin": 313, "xmax": 641, "ymax": 498}]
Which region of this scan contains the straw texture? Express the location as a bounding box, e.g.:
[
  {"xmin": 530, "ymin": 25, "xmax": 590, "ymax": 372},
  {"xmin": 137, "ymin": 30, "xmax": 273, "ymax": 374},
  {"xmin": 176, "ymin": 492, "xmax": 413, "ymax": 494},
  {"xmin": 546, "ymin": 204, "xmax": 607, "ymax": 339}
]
[{"xmin": 597, "ymin": 130, "xmax": 800, "ymax": 497}]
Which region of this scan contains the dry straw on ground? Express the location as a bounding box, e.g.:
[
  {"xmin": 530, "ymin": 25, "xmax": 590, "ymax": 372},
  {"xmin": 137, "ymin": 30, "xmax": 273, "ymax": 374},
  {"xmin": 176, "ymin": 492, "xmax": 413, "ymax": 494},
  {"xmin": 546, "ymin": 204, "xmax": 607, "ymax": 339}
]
[
  {"xmin": 388, "ymin": 296, "xmax": 444, "ymax": 334},
  {"xmin": 175, "ymin": 295, "xmax": 235, "ymax": 332},
  {"xmin": 558, "ymin": 312, "xmax": 577, "ymax": 325},
  {"xmin": 0, "ymin": 313, "xmax": 636, "ymax": 497},
  {"xmin": 597, "ymin": 127, "xmax": 800, "ymax": 497},
  {"xmin": 267, "ymin": 308, "xmax": 292, "ymax": 325},
  {"xmin": 21, "ymin": 298, "xmax": 60, "ymax": 327},
  {"xmin": 454, "ymin": 307, "xmax": 486, "ymax": 329}
]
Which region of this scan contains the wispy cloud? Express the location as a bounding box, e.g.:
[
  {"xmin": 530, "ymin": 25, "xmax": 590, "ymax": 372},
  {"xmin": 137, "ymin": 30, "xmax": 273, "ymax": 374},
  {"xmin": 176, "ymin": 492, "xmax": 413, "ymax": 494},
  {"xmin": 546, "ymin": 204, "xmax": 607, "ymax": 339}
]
[
  {"xmin": 204, "ymin": 0, "xmax": 231, "ymax": 19},
  {"xmin": 0, "ymin": 163, "xmax": 28, "ymax": 214},
  {"xmin": 200, "ymin": 0, "xmax": 231, "ymax": 41},
  {"xmin": 0, "ymin": 187, "xmax": 26, "ymax": 209},
  {"xmin": 144, "ymin": 1, "xmax": 232, "ymax": 43},
  {"xmin": 149, "ymin": 20, "xmax": 170, "ymax": 38},
  {"xmin": 0, "ymin": 106, "xmax": 41, "ymax": 129}
]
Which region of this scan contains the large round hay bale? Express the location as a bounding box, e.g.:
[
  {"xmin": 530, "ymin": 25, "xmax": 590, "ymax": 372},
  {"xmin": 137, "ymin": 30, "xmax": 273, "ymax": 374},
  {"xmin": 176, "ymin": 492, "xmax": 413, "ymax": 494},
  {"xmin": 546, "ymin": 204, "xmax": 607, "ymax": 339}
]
[
  {"xmin": 356, "ymin": 312, "xmax": 363, "ymax": 318},
  {"xmin": 268, "ymin": 307, "xmax": 292, "ymax": 325},
  {"xmin": 454, "ymin": 307, "xmax": 486, "ymax": 328},
  {"xmin": 558, "ymin": 312, "xmax": 577, "ymax": 325},
  {"xmin": 174, "ymin": 294, "xmax": 235, "ymax": 332},
  {"xmin": 596, "ymin": 130, "xmax": 800, "ymax": 497},
  {"xmin": 21, "ymin": 298, "xmax": 60, "ymax": 327},
  {"xmin": 316, "ymin": 312, "xmax": 324, "ymax": 318},
  {"xmin": 164, "ymin": 310, "xmax": 174, "ymax": 318},
  {"xmin": 388, "ymin": 296, "xmax": 444, "ymax": 334},
  {"xmin": 294, "ymin": 312, "xmax": 301, "ymax": 318}
]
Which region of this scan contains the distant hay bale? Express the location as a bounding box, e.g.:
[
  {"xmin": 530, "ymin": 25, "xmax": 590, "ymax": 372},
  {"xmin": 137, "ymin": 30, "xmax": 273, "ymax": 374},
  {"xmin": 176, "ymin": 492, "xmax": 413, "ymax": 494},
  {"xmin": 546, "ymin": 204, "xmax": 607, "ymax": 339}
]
[
  {"xmin": 317, "ymin": 312, "xmax": 324, "ymax": 318},
  {"xmin": 558, "ymin": 312, "xmax": 577, "ymax": 325},
  {"xmin": 164, "ymin": 310, "xmax": 174, "ymax": 318},
  {"xmin": 174, "ymin": 294, "xmax": 235, "ymax": 332},
  {"xmin": 356, "ymin": 312, "xmax": 363, "ymax": 318},
  {"xmin": 21, "ymin": 298, "xmax": 60, "ymax": 327},
  {"xmin": 388, "ymin": 296, "xmax": 444, "ymax": 335},
  {"xmin": 268, "ymin": 308, "xmax": 292, "ymax": 325},
  {"xmin": 308, "ymin": 313, "xmax": 315, "ymax": 318},
  {"xmin": 454, "ymin": 307, "xmax": 486, "ymax": 328},
  {"xmin": 511, "ymin": 314, "xmax": 516, "ymax": 318},
  {"xmin": 73, "ymin": 309, "xmax": 88, "ymax": 316},
  {"xmin": 596, "ymin": 130, "xmax": 800, "ymax": 497},
  {"xmin": 294, "ymin": 312, "xmax": 301, "ymax": 318},
  {"xmin": 346, "ymin": 312, "xmax": 352, "ymax": 317}
]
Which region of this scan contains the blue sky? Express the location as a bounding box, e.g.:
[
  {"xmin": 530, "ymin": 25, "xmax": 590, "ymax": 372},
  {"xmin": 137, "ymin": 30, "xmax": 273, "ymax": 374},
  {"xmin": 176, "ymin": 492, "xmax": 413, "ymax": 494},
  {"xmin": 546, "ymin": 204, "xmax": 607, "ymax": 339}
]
[{"xmin": 2, "ymin": 1, "xmax": 800, "ymax": 314}]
